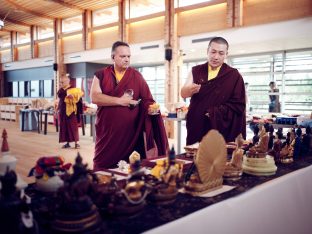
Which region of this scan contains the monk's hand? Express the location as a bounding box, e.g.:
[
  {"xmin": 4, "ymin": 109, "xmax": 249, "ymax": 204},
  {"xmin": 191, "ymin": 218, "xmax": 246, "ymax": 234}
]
[
  {"xmin": 66, "ymin": 94, "xmax": 73, "ymax": 99},
  {"xmin": 148, "ymin": 103, "xmax": 160, "ymax": 115},
  {"xmin": 118, "ymin": 94, "xmax": 133, "ymax": 106},
  {"xmin": 189, "ymin": 83, "xmax": 201, "ymax": 95}
]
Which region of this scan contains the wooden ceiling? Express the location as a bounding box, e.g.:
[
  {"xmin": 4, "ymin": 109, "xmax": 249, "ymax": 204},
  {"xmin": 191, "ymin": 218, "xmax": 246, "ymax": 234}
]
[{"xmin": 0, "ymin": 0, "xmax": 119, "ymax": 36}]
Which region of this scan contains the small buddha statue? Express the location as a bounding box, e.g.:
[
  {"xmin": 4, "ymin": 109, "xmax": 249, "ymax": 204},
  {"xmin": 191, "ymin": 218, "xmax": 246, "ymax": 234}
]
[
  {"xmin": 290, "ymin": 128, "xmax": 296, "ymax": 144},
  {"xmin": 248, "ymin": 125, "xmax": 269, "ymax": 156},
  {"xmin": 224, "ymin": 134, "xmax": 244, "ymax": 180},
  {"xmin": 252, "ymin": 124, "xmax": 260, "ymax": 145},
  {"xmin": 293, "ymin": 128, "xmax": 302, "ymax": 158},
  {"xmin": 301, "ymin": 126, "xmax": 311, "ymax": 156},
  {"xmin": 125, "ymin": 160, "xmax": 146, "ymax": 202},
  {"xmin": 268, "ymin": 125, "xmax": 275, "ymax": 150},
  {"xmin": 160, "ymin": 146, "xmax": 181, "ymax": 193},
  {"xmin": 148, "ymin": 146, "xmax": 182, "ymax": 204},
  {"xmin": 286, "ymin": 132, "xmax": 291, "ymax": 146},
  {"xmin": 288, "ymin": 139, "xmax": 295, "ymax": 158}
]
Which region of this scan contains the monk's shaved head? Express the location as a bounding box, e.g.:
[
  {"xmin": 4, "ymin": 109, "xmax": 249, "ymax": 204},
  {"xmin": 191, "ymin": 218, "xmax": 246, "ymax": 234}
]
[{"xmin": 208, "ymin": 37, "xmax": 229, "ymax": 50}]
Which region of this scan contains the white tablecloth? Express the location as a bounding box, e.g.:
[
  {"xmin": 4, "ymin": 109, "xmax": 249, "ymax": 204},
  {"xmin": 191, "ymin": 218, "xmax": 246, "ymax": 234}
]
[{"xmin": 146, "ymin": 165, "xmax": 312, "ymax": 234}]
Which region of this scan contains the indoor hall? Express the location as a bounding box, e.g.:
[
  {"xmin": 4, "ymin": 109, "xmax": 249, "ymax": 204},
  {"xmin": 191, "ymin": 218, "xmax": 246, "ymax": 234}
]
[{"xmin": 0, "ymin": 0, "xmax": 311, "ymax": 233}]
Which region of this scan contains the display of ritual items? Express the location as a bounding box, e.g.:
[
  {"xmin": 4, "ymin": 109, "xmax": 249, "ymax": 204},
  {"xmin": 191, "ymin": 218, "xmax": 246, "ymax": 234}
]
[
  {"xmin": 52, "ymin": 153, "xmax": 103, "ymax": 234},
  {"xmin": 96, "ymin": 160, "xmax": 149, "ymax": 216},
  {"xmin": 184, "ymin": 142, "xmax": 199, "ymax": 157},
  {"xmin": 268, "ymin": 131, "xmax": 283, "ymax": 163},
  {"xmin": 184, "ymin": 130, "xmax": 227, "ymax": 195},
  {"xmin": 0, "ymin": 129, "xmax": 27, "ymax": 190},
  {"xmin": 0, "ymin": 168, "xmax": 39, "ymax": 234},
  {"xmin": 28, "ymin": 156, "xmax": 71, "ymax": 193},
  {"xmin": 148, "ymin": 146, "xmax": 184, "ymax": 205},
  {"xmin": 301, "ymin": 126, "xmax": 311, "ymax": 156},
  {"xmin": 223, "ymin": 134, "xmax": 244, "ymax": 181},
  {"xmin": 243, "ymin": 124, "xmax": 277, "ymax": 176}
]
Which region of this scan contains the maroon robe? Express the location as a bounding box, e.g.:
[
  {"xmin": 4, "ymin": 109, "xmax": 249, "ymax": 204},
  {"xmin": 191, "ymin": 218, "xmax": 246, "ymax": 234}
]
[
  {"xmin": 58, "ymin": 87, "xmax": 81, "ymax": 143},
  {"xmin": 186, "ymin": 62, "xmax": 246, "ymax": 145},
  {"xmin": 93, "ymin": 66, "xmax": 168, "ymax": 171}
]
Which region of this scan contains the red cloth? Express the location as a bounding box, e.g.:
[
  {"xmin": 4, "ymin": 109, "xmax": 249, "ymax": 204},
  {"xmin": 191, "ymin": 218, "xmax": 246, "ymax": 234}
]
[
  {"xmin": 93, "ymin": 66, "xmax": 168, "ymax": 171},
  {"xmin": 186, "ymin": 62, "xmax": 246, "ymax": 144},
  {"xmin": 57, "ymin": 86, "xmax": 82, "ymax": 143}
]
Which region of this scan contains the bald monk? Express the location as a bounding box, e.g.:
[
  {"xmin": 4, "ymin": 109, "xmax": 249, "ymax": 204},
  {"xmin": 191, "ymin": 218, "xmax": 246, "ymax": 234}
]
[
  {"xmin": 57, "ymin": 74, "xmax": 83, "ymax": 149},
  {"xmin": 90, "ymin": 41, "xmax": 168, "ymax": 170},
  {"xmin": 181, "ymin": 37, "xmax": 246, "ymax": 144}
]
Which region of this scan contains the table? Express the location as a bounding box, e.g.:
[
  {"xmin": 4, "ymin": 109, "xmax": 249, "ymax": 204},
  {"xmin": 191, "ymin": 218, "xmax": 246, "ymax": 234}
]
[
  {"xmin": 39, "ymin": 110, "xmax": 58, "ymax": 135},
  {"xmin": 147, "ymin": 164, "xmax": 312, "ymax": 234},
  {"xmin": 164, "ymin": 117, "xmax": 185, "ymax": 154},
  {"xmin": 271, "ymin": 123, "xmax": 298, "ymax": 129},
  {"xmin": 25, "ymin": 155, "xmax": 312, "ymax": 234},
  {"xmin": 82, "ymin": 112, "xmax": 96, "ymax": 142},
  {"xmin": 19, "ymin": 109, "xmax": 40, "ymax": 133}
]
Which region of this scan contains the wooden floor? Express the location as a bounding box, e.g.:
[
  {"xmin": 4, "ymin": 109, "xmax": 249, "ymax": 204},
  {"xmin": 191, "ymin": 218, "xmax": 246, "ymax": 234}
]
[{"xmin": 0, "ymin": 120, "xmax": 95, "ymax": 184}]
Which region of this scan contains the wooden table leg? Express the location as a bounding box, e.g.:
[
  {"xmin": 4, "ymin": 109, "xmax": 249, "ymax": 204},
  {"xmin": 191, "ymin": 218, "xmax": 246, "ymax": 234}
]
[
  {"xmin": 37, "ymin": 111, "xmax": 40, "ymax": 134},
  {"xmin": 81, "ymin": 114, "xmax": 85, "ymax": 136},
  {"xmin": 40, "ymin": 111, "xmax": 43, "ymax": 131},
  {"xmin": 55, "ymin": 116, "xmax": 59, "ymax": 132},
  {"xmin": 44, "ymin": 113, "xmax": 48, "ymax": 135},
  {"xmin": 90, "ymin": 115, "xmax": 94, "ymax": 137},
  {"xmin": 21, "ymin": 111, "xmax": 25, "ymax": 131}
]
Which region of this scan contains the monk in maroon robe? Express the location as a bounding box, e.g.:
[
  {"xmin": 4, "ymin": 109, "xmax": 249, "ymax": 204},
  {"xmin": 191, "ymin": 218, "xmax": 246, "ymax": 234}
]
[
  {"xmin": 91, "ymin": 41, "xmax": 168, "ymax": 170},
  {"xmin": 58, "ymin": 75, "xmax": 83, "ymax": 149},
  {"xmin": 181, "ymin": 37, "xmax": 246, "ymax": 144}
]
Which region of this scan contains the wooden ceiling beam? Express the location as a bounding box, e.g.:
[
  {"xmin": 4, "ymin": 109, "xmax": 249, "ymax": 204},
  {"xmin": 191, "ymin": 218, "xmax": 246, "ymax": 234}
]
[
  {"xmin": 0, "ymin": 28, "xmax": 25, "ymax": 34},
  {"xmin": 0, "ymin": 28, "xmax": 12, "ymax": 33},
  {"xmin": 0, "ymin": 14, "xmax": 41, "ymax": 27},
  {"xmin": 45, "ymin": 0, "xmax": 85, "ymax": 12},
  {"xmin": 4, "ymin": 0, "xmax": 54, "ymax": 20}
]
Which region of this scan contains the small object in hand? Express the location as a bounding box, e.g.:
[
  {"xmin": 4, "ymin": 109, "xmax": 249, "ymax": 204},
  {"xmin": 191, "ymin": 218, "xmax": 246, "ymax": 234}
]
[
  {"xmin": 129, "ymin": 99, "xmax": 141, "ymax": 109},
  {"xmin": 149, "ymin": 102, "xmax": 160, "ymax": 115}
]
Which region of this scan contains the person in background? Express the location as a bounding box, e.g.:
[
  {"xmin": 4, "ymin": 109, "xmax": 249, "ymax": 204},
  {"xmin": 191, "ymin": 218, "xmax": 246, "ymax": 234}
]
[
  {"xmin": 269, "ymin": 81, "xmax": 281, "ymax": 112},
  {"xmin": 181, "ymin": 37, "xmax": 246, "ymax": 144},
  {"xmin": 90, "ymin": 41, "xmax": 168, "ymax": 171},
  {"xmin": 57, "ymin": 74, "xmax": 83, "ymax": 149}
]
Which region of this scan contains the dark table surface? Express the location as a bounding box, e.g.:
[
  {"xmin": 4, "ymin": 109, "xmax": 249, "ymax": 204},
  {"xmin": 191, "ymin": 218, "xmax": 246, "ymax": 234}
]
[{"xmin": 25, "ymin": 154, "xmax": 312, "ymax": 234}]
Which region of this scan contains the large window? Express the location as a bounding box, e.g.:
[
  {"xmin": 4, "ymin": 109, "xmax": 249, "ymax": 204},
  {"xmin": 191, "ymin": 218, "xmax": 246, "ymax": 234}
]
[
  {"xmin": 12, "ymin": 82, "xmax": 18, "ymax": 97},
  {"xmin": 10, "ymin": 80, "xmax": 53, "ymax": 98},
  {"xmin": 282, "ymin": 51, "xmax": 312, "ymax": 114},
  {"xmin": 137, "ymin": 65, "xmax": 165, "ymax": 106},
  {"xmin": 93, "ymin": 5, "xmax": 119, "ymax": 26},
  {"xmin": 38, "ymin": 27, "xmax": 54, "ymax": 40},
  {"xmin": 30, "ymin": 80, "xmax": 40, "ymax": 97},
  {"xmin": 230, "ymin": 50, "xmax": 312, "ymax": 114},
  {"xmin": 0, "ymin": 35, "xmax": 11, "ymax": 48},
  {"xmin": 44, "ymin": 80, "xmax": 53, "ymax": 97},
  {"xmin": 126, "ymin": 0, "xmax": 165, "ymax": 19},
  {"xmin": 19, "ymin": 81, "xmax": 25, "ymax": 97},
  {"xmin": 17, "ymin": 32, "xmax": 30, "ymax": 44},
  {"xmin": 175, "ymin": 0, "xmax": 215, "ymax": 7},
  {"xmin": 62, "ymin": 15, "xmax": 82, "ymax": 33}
]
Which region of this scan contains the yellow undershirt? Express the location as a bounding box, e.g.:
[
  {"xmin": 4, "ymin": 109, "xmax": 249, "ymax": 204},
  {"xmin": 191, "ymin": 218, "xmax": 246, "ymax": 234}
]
[
  {"xmin": 114, "ymin": 68, "xmax": 126, "ymax": 82},
  {"xmin": 208, "ymin": 64, "xmax": 221, "ymax": 81}
]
